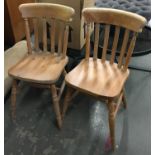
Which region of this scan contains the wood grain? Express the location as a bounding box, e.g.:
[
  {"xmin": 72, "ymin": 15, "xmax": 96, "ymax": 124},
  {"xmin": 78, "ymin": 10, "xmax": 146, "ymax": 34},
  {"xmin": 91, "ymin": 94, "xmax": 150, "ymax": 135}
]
[
  {"xmin": 63, "ymin": 8, "xmax": 146, "ymax": 151},
  {"xmin": 8, "ymin": 3, "xmax": 75, "ymax": 129},
  {"xmin": 102, "ymin": 25, "xmax": 110, "ymax": 62},
  {"xmin": 50, "ymin": 19, "xmax": 55, "ymax": 54},
  {"xmin": 93, "ymin": 23, "xmax": 99, "ymax": 60},
  {"xmin": 108, "ymin": 99, "xmax": 115, "ymax": 151},
  {"xmin": 65, "ymin": 58, "xmax": 129, "ymax": 97},
  {"xmin": 123, "ymin": 32, "xmax": 137, "ymax": 71},
  {"xmin": 33, "ymin": 18, "xmax": 39, "ymax": 51},
  {"xmin": 62, "ymin": 25, "xmax": 69, "ymax": 58},
  {"xmin": 82, "ymin": 8, "xmax": 146, "ymax": 32},
  {"xmin": 110, "ymin": 26, "xmax": 120, "ymax": 64},
  {"xmin": 9, "ymin": 52, "xmax": 68, "ymax": 84},
  {"xmin": 85, "ymin": 23, "xmax": 91, "ymax": 60},
  {"xmin": 24, "ymin": 18, "xmax": 32, "ymax": 54},
  {"xmin": 118, "ymin": 29, "xmax": 130, "ymax": 68},
  {"xmin": 51, "ymin": 85, "xmax": 62, "ymax": 128},
  {"xmin": 19, "ymin": 3, "xmax": 75, "ymax": 22},
  {"xmin": 43, "ymin": 18, "xmax": 47, "ymax": 52}
]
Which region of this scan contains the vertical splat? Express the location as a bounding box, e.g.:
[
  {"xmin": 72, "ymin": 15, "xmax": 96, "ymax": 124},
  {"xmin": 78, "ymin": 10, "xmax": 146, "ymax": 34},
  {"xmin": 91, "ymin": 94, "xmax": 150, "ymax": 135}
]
[
  {"xmin": 50, "ymin": 18, "xmax": 55, "ymax": 54},
  {"xmin": 110, "ymin": 26, "xmax": 120, "ymax": 64},
  {"xmin": 85, "ymin": 23, "xmax": 91, "ymax": 60},
  {"xmin": 93, "ymin": 23, "xmax": 100, "ymax": 60},
  {"xmin": 118, "ymin": 29, "xmax": 130, "ymax": 68},
  {"xmin": 62, "ymin": 25, "xmax": 69, "ymax": 58},
  {"xmin": 102, "ymin": 24, "xmax": 110, "ymax": 63},
  {"xmin": 24, "ymin": 18, "xmax": 32, "ymax": 54},
  {"xmin": 33, "ymin": 18, "xmax": 39, "ymax": 52},
  {"xmin": 123, "ymin": 32, "xmax": 138, "ymax": 71},
  {"xmin": 43, "ymin": 18, "xmax": 47, "ymax": 52}
]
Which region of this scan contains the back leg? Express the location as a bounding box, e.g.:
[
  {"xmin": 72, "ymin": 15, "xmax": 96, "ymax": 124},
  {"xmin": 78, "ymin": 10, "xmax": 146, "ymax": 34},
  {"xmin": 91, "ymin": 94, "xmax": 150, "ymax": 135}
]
[
  {"xmin": 122, "ymin": 88, "xmax": 127, "ymax": 109},
  {"xmin": 62, "ymin": 86, "xmax": 74, "ymax": 119},
  {"xmin": 51, "ymin": 84, "xmax": 62, "ymax": 129},
  {"xmin": 107, "ymin": 99, "xmax": 116, "ymax": 151}
]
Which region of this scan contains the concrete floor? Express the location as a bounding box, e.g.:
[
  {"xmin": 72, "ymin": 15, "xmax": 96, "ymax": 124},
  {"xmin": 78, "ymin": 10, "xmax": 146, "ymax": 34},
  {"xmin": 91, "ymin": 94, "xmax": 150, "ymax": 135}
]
[{"xmin": 4, "ymin": 65, "xmax": 150, "ymax": 155}]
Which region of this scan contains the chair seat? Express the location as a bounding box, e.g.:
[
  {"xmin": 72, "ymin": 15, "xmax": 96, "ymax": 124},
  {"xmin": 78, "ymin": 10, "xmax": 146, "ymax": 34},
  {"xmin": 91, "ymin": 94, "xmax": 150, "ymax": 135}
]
[
  {"xmin": 65, "ymin": 58, "xmax": 129, "ymax": 97},
  {"xmin": 8, "ymin": 52, "xmax": 68, "ymax": 84}
]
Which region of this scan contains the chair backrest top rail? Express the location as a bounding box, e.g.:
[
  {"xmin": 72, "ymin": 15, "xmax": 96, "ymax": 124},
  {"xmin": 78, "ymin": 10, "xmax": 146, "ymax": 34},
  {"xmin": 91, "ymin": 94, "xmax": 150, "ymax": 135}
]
[
  {"xmin": 19, "ymin": 3, "xmax": 75, "ymax": 22},
  {"xmin": 82, "ymin": 8, "xmax": 146, "ymax": 32}
]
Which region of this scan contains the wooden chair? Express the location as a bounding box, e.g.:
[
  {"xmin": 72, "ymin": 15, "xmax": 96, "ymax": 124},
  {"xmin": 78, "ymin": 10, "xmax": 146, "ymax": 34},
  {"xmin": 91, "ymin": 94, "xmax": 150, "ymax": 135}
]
[
  {"xmin": 8, "ymin": 3, "xmax": 75, "ymax": 128},
  {"xmin": 62, "ymin": 8, "xmax": 146, "ymax": 150}
]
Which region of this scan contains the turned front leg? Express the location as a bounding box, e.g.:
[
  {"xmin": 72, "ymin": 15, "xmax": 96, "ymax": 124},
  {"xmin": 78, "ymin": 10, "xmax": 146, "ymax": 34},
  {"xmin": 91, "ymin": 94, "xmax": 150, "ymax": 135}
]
[{"xmin": 108, "ymin": 99, "xmax": 115, "ymax": 151}]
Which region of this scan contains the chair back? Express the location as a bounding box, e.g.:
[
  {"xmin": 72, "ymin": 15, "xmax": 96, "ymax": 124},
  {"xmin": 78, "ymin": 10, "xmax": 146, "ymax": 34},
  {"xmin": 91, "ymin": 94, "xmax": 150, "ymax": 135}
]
[
  {"xmin": 82, "ymin": 8, "xmax": 146, "ymax": 71},
  {"xmin": 19, "ymin": 3, "xmax": 75, "ymax": 58}
]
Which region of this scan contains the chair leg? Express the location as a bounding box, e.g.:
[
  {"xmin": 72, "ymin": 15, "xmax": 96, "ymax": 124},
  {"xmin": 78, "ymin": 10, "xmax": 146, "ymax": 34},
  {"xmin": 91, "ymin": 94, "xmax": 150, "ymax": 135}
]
[
  {"xmin": 51, "ymin": 85, "xmax": 62, "ymax": 129},
  {"xmin": 122, "ymin": 88, "xmax": 127, "ymax": 109},
  {"xmin": 58, "ymin": 79, "xmax": 66, "ymax": 101},
  {"xmin": 62, "ymin": 86, "xmax": 74, "ymax": 119},
  {"xmin": 108, "ymin": 99, "xmax": 115, "ymax": 151},
  {"xmin": 11, "ymin": 79, "xmax": 17, "ymax": 120}
]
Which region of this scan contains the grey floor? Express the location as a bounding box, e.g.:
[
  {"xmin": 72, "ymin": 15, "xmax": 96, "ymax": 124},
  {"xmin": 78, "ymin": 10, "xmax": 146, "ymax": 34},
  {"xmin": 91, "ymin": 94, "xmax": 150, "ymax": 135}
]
[{"xmin": 4, "ymin": 55, "xmax": 151, "ymax": 155}]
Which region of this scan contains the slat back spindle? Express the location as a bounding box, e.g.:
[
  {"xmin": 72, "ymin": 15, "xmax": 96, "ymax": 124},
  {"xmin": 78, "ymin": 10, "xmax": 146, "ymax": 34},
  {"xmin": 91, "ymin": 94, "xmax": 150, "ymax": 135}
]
[
  {"xmin": 19, "ymin": 3, "xmax": 74, "ymax": 56},
  {"xmin": 123, "ymin": 32, "xmax": 138, "ymax": 71},
  {"xmin": 33, "ymin": 18, "xmax": 39, "ymax": 51},
  {"xmin": 50, "ymin": 19, "xmax": 56, "ymax": 54},
  {"xmin": 85, "ymin": 23, "xmax": 91, "ymax": 60},
  {"xmin": 110, "ymin": 26, "xmax": 120, "ymax": 64},
  {"xmin": 101, "ymin": 24, "xmax": 110, "ymax": 63},
  {"xmin": 62, "ymin": 25, "xmax": 69, "ymax": 58},
  {"xmin": 82, "ymin": 8, "xmax": 146, "ymax": 70},
  {"xmin": 43, "ymin": 18, "xmax": 47, "ymax": 52},
  {"xmin": 24, "ymin": 18, "xmax": 32, "ymax": 54},
  {"xmin": 57, "ymin": 22, "xmax": 64, "ymax": 56},
  {"xmin": 118, "ymin": 29, "xmax": 130, "ymax": 68},
  {"xmin": 93, "ymin": 23, "xmax": 100, "ymax": 60}
]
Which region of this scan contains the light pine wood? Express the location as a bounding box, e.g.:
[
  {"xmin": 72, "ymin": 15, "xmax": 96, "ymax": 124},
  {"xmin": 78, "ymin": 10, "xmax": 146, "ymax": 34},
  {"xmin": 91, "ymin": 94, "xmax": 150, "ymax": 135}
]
[
  {"xmin": 93, "ymin": 23, "xmax": 100, "ymax": 60},
  {"xmin": 62, "ymin": 25, "xmax": 69, "ymax": 58},
  {"xmin": 113, "ymin": 92, "xmax": 123, "ymax": 117},
  {"xmin": 102, "ymin": 24, "xmax": 110, "ymax": 62},
  {"xmin": 62, "ymin": 87, "xmax": 75, "ymax": 119},
  {"xmin": 63, "ymin": 8, "xmax": 146, "ymax": 151},
  {"xmin": 58, "ymin": 79, "xmax": 66, "ymax": 100},
  {"xmin": 33, "ymin": 18, "xmax": 39, "ymax": 51},
  {"xmin": 8, "ymin": 3, "xmax": 75, "ymax": 128},
  {"xmin": 122, "ymin": 88, "xmax": 127, "ymax": 108},
  {"xmin": 118, "ymin": 29, "xmax": 130, "ymax": 68},
  {"xmin": 11, "ymin": 79, "xmax": 17, "ymax": 120},
  {"xmin": 82, "ymin": 8, "xmax": 146, "ymax": 32},
  {"xmin": 85, "ymin": 23, "xmax": 91, "ymax": 60},
  {"xmin": 24, "ymin": 18, "xmax": 32, "ymax": 54},
  {"xmin": 123, "ymin": 32, "xmax": 138, "ymax": 71},
  {"xmin": 8, "ymin": 53, "xmax": 68, "ymax": 84},
  {"xmin": 19, "ymin": 3, "xmax": 75, "ymax": 22},
  {"xmin": 50, "ymin": 19, "xmax": 56, "ymax": 54},
  {"xmin": 108, "ymin": 99, "xmax": 115, "ymax": 151},
  {"xmin": 65, "ymin": 58, "xmax": 129, "ymax": 97},
  {"xmin": 110, "ymin": 26, "xmax": 120, "ymax": 64},
  {"xmin": 58, "ymin": 24, "xmax": 63, "ymax": 56},
  {"xmin": 51, "ymin": 85, "xmax": 62, "ymax": 128},
  {"xmin": 43, "ymin": 18, "xmax": 47, "ymax": 52}
]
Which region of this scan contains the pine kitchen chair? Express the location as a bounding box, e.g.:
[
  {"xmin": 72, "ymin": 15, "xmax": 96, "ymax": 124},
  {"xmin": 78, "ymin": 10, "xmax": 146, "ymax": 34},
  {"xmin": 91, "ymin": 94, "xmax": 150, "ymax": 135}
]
[
  {"xmin": 8, "ymin": 3, "xmax": 75, "ymax": 128},
  {"xmin": 62, "ymin": 8, "xmax": 146, "ymax": 150}
]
